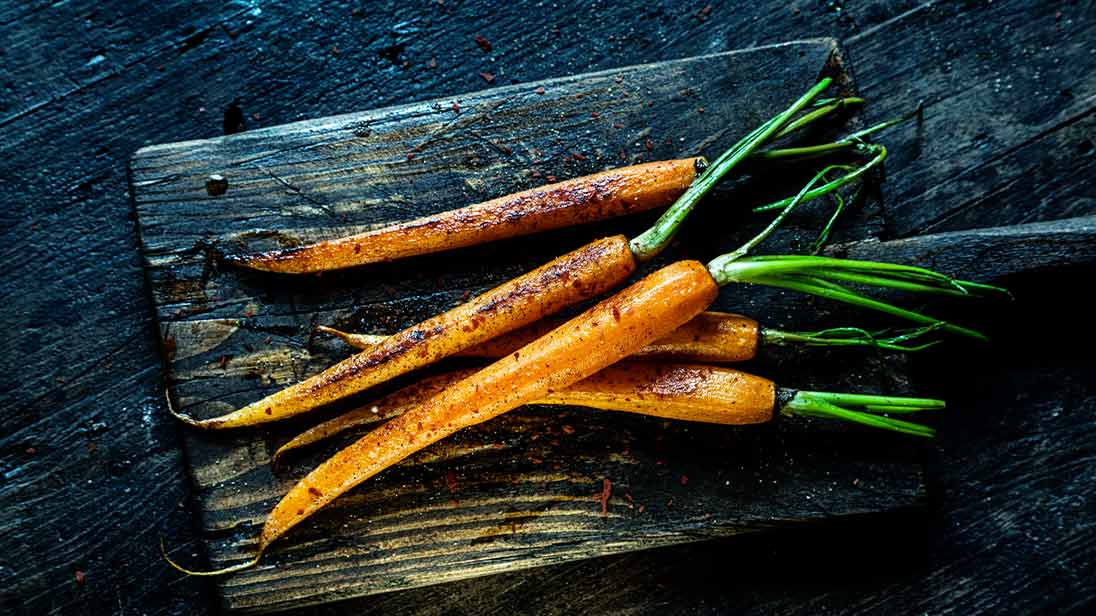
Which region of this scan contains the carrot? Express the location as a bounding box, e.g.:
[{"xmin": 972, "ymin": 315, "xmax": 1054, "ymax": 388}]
[
  {"xmin": 273, "ymin": 362, "xmax": 772, "ymax": 460},
  {"xmin": 171, "ymin": 80, "xmax": 842, "ymax": 429},
  {"xmin": 317, "ymin": 311, "xmax": 939, "ymax": 362},
  {"xmin": 223, "ymin": 158, "xmax": 703, "ymax": 274},
  {"xmin": 223, "ymin": 93, "xmax": 869, "ymax": 275},
  {"xmin": 316, "ymin": 311, "xmax": 760, "ymax": 362},
  {"xmin": 274, "ymin": 361, "xmax": 945, "ymax": 460}
]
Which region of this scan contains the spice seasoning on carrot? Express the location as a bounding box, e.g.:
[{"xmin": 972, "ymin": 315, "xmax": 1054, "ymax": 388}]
[{"xmin": 174, "ymin": 80, "xmax": 847, "ymax": 429}]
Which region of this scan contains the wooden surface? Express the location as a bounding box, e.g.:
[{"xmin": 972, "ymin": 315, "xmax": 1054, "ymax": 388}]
[
  {"xmin": 132, "ymin": 40, "xmax": 933, "ymax": 613},
  {"xmin": 2, "ymin": 1, "xmax": 1094, "ymax": 615}
]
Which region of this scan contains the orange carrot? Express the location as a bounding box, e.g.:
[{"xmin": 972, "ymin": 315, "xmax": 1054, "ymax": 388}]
[
  {"xmin": 273, "ymin": 362, "xmax": 774, "ymax": 460},
  {"xmin": 317, "ymin": 310, "xmax": 760, "ymax": 363},
  {"xmin": 225, "ymin": 159, "xmax": 703, "ymax": 274},
  {"xmin": 170, "ymin": 236, "xmax": 635, "ymax": 429}
]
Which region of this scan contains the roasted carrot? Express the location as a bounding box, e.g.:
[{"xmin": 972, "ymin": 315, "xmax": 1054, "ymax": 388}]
[
  {"xmin": 317, "ymin": 311, "xmax": 938, "ymax": 362},
  {"xmin": 224, "ymin": 158, "xmax": 704, "ymax": 274},
  {"xmin": 316, "ymin": 311, "xmax": 761, "ymax": 363},
  {"xmin": 273, "ymin": 363, "xmax": 771, "ymax": 460},
  {"xmin": 171, "ymin": 80, "xmax": 841, "ymax": 429},
  {"xmin": 274, "ymin": 362, "xmax": 944, "ymax": 460},
  {"xmin": 224, "ymin": 93, "xmax": 869, "ymax": 274}
]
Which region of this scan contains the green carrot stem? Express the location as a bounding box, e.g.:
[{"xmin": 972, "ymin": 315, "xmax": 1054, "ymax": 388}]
[
  {"xmin": 779, "ymin": 390, "xmax": 942, "ymax": 437},
  {"xmin": 751, "ymin": 103, "xmax": 923, "ymax": 214},
  {"xmin": 753, "ymin": 143, "xmax": 885, "ymax": 213},
  {"xmin": 762, "ymin": 323, "xmax": 942, "ymax": 351},
  {"xmin": 713, "ymin": 256, "xmax": 1009, "ymax": 297},
  {"xmin": 811, "ymin": 270, "xmax": 977, "ymax": 297},
  {"xmin": 753, "ymin": 141, "xmax": 856, "ymax": 160},
  {"xmin": 799, "ymin": 391, "xmax": 945, "ymax": 409},
  {"xmin": 731, "ymin": 274, "xmax": 989, "ymax": 341},
  {"xmin": 812, "ymin": 185, "xmax": 860, "ymax": 254},
  {"xmin": 629, "ymin": 78, "xmax": 833, "ymax": 261},
  {"xmin": 772, "ymin": 96, "xmax": 864, "ymax": 139},
  {"xmin": 714, "ymin": 144, "xmax": 886, "ymax": 265},
  {"xmin": 719, "ymin": 164, "xmax": 848, "ymax": 263},
  {"xmin": 843, "ymin": 101, "xmax": 924, "ymax": 143}
]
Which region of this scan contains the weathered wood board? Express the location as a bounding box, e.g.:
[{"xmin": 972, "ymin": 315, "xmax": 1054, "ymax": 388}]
[{"xmin": 130, "ymin": 39, "xmax": 928, "ymax": 613}]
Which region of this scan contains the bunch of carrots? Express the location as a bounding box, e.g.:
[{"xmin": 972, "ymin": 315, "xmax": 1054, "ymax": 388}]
[{"xmin": 165, "ymin": 78, "xmax": 1006, "ymax": 574}]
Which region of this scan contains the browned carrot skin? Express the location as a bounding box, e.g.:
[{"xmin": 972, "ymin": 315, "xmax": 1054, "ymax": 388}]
[
  {"xmin": 553, "ymin": 362, "xmax": 774, "ymax": 424},
  {"xmin": 259, "ymin": 260, "xmax": 718, "ymax": 550},
  {"xmin": 319, "ymin": 311, "xmax": 760, "ymax": 362},
  {"xmin": 631, "ymin": 311, "xmax": 759, "ymax": 362},
  {"xmin": 274, "ymin": 362, "xmax": 774, "ymax": 460},
  {"xmin": 227, "ymin": 159, "xmax": 702, "ymax": 274},
  {"xmin": 177, "ymin": 236, "xmax": 636, "ymax": 429}
]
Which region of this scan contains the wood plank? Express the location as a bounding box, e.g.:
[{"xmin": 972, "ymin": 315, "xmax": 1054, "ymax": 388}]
[
  {"xmin": 129, "ymin": 39, "xmax": 934, "ymax": 612},
  {"xmin": 845, "ymin": 1, "xmax": 1096, "ymax": 237}
]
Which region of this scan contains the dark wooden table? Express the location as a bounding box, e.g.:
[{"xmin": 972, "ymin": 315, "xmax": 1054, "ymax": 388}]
[{"xmin": 2, "ymin": 2, "xmax": 1093, "ymax": 614}]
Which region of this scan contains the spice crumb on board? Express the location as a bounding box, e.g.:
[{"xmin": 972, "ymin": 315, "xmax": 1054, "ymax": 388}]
[
  {"xmin": 534, "ymin": 86, "xmax": 546, "ymax": 95},
  {"xmin": 480, "ymin": 72, "xmax": 495, "ymax": 83},
  {"xmin": 74, "ymin": 570, "xmax": 85, "ymax": 585},
  {"xmin": 474, "ymin": 35, "xmax": 492, "ymax": 52},
  {"xmin": 600, "ymin": 478, "xmax": 612, "ymax": 517}
]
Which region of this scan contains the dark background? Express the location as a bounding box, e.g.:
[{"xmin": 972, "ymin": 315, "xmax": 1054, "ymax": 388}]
[{"xmin": 1, "ymin": 1, "xmax": 1093, "ymax": 614}]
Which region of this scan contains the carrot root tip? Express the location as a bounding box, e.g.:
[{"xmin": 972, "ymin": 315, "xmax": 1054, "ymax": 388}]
[
  {"xmin": 164, "ymin": 387, "xmax": 218, "ymax": 428},
  {"xmin": 160, "ymin": 536, "xmax": 262, "ymax": 576}
]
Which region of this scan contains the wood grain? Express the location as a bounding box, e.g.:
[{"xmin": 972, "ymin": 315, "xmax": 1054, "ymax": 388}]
[
  {"xmin": 5, "ymin": 0, "xmax": 1095, "ymax": 614},
  {"xmin": 130, "ymin": 40, "xmax": 930, "ymax": 612}
]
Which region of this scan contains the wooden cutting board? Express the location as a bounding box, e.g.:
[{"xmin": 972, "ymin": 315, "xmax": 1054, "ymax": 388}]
[{"xmin": 130, "ymin": 38, "xmax": 925, "ymax": 613}]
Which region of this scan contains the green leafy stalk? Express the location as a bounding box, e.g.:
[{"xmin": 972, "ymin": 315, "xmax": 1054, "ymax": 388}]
[
  {"xmin": 707, "ymin": 254, "xmax": 1005, "ymax": 340},
  {"xmin": 762, "ymin": 323, "xmax": 944, "ymax": 351},
  {"xmin": 812, "ymin": 184, "xmax": 861, "ymax": 254},
  {"xmin": 719, "ymin": 146, "xmax": 887, "ymax": 264},
  {"xmin": 629, "ymin": 78, "xmax": 833, "ymax": 261},
  {"xmin": 771, "ymin": 96, "xmax": 864, "ymax": 140},
  {"xmin": 780, "ymin": 390, "xmax": 943, "ymax": 437}
]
